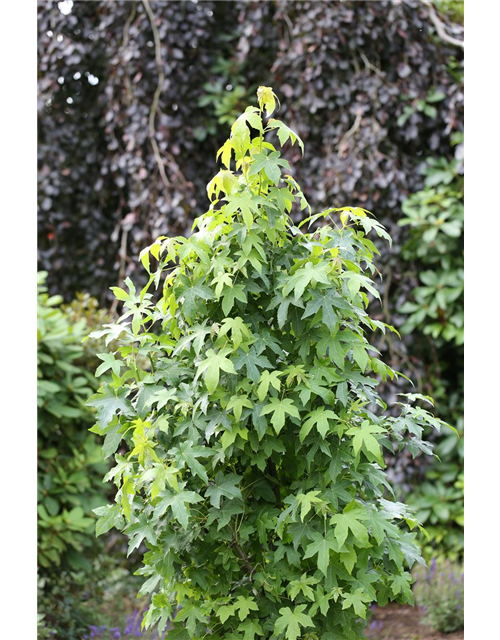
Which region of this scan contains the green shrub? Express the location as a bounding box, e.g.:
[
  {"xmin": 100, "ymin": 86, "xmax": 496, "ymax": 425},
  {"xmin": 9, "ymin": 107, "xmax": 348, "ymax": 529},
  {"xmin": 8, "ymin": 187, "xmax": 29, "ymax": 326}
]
[
  {"xmin": 414, "ymin": 558, "xmax": 464, "ymax": 633},
  {"xmin": 399, "ymin": 156, "xmax": 464, "ymax": 345},
  {"xmin": 37, "ymin": 272, "xmax": 109, "ymax": 571},
  {"xmin": 398, "ymin": 154, "xmax": 464, "ymax": 560},
  {"xmin": 89, "ymin": 87, "xmax": 452, "ymax": 640}
]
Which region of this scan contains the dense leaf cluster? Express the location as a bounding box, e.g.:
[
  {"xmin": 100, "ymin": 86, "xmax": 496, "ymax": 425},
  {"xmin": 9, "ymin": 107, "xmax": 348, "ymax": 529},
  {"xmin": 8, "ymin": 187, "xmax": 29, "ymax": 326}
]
[{"xmin": 89, "ymin": 90, "xmax": 451, "ymax": 639}]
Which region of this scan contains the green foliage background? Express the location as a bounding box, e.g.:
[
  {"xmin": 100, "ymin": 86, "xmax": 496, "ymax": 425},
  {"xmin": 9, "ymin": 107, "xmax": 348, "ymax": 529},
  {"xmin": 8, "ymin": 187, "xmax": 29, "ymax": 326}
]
[{"xmin": 37, "ymin": 272, "xmax": 108, "ymax": 570}]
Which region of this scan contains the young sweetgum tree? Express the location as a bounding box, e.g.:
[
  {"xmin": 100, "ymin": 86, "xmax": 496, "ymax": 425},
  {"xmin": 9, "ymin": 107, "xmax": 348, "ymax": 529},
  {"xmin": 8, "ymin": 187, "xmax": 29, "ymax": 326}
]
[{"xmin": 89, "ymin": 87, "xmax": 451, "ymax": 640}]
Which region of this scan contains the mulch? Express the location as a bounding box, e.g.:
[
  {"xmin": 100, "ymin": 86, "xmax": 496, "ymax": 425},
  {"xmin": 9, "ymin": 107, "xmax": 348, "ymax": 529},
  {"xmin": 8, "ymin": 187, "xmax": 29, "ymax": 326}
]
[{"xmin": 365, "ymin": 604, "xmax": 464, "ymax": 640}]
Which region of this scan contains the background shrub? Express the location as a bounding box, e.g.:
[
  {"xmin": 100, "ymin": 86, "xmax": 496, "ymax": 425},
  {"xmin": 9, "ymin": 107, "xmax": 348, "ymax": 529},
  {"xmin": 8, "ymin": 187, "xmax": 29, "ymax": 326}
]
[{"xmin": 37, "ymin": 271, "xmax": 110, "ymax": 569}]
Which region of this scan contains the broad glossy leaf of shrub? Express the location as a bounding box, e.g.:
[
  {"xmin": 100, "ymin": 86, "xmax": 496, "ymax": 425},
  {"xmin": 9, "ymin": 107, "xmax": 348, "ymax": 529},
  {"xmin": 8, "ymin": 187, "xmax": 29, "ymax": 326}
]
[{"xmin": 89, "ymin": 88, "xmax": 450, "ymax": 640}]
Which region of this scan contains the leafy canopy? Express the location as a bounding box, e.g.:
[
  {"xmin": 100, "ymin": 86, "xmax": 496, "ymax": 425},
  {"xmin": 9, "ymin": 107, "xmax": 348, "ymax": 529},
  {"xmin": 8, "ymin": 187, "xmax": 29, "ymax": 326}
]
[{"xmin": 89, "ymin": 87, "xmax": 451, "ymax": 640}]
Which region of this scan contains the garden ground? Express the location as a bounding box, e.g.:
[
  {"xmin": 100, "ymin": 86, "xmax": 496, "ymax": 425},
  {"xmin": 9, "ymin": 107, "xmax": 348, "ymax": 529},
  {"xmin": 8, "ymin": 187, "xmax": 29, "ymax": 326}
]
[{"xmin": 366, "ymin": 605, "xmax": 464, "ymax": 640}]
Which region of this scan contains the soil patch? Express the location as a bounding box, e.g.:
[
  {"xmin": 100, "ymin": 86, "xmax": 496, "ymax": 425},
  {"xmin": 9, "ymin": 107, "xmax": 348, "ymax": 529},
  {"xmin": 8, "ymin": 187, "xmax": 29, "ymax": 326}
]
[{"xmin": 365, "ymin": 604, "xmax": 464, "ymax": 640}]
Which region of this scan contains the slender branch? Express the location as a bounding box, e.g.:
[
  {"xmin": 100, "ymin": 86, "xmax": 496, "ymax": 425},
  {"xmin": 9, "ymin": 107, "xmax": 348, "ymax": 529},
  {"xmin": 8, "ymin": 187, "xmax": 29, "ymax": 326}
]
[
  {"xmin": 337, "ymin": 112, "xmax": 362, "ymax": 157},
  {"xmin": 141, "ymin": 0, "xmax": 171, "ymax": 191},
  {"xmin": 423, "ymin": 0, "xmax": 464, "ymax": 50},
  {"xmin": 121, "ymin": 1, "xmax": 137, "ymax": 107},
  {"xmin": 232, "ymin": 537, "xmax": 254, "ymax": 574},
  {"xmin": 122, "ymin": 1, "xmax": 137, "ymax": 51},
  {"xmin": 359, "ymin": 50, "xmax": 385, "ymax": 80}
]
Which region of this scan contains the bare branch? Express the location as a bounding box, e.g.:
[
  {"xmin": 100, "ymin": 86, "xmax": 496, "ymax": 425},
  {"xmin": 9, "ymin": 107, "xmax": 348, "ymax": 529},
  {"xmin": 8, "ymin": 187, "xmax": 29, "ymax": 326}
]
[
  {"xmin": 141, "ymin": 0, "xmax": 171, "ymax": 191},
  {"xmin": 337, "ymin": 112, "xmax": 363, "ymax": 157},
  {"xmin": 423, "ymin": 0, "xmax": 464, "ymax": 50}
]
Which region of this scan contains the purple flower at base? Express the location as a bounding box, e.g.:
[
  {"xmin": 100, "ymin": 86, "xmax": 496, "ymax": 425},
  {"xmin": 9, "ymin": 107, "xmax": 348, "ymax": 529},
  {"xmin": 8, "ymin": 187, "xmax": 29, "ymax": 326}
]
[
  {"xmin": 422, "ymin": 606, "xmax": 428, "ymax": 614},
  {"xmin": 124, "ymin": 616, "xmax": 134, "ymax": 635},
  {"xmin": 110, "ymin": 627, "xmax": 121, "ymax": 639},
  {"xmin": 457, "ymin": 603, "xmax": 462, "ymax": 611},
  {"xmin": 89, "ymin": 625, "xmax": 100, "ymax": 639},
  {"xmin": 369, "ymin": 621, "xmax": 383, "ymax": 631},
  {"xmin": 430, "ymin": 557, "xmax": 437, "ymax": 576}
]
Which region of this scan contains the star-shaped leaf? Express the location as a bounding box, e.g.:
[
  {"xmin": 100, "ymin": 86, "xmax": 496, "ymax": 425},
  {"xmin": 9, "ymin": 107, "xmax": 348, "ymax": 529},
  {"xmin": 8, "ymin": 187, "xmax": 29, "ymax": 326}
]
[
  {"xmin": 95, "ymin": 352, "xmax": 124, "ymax": 377},
  {"xmin": 234, "ymin": 596, "xmax": 258, "ymax": 621},
  {"xmin": 346, "ymin": 420, "xmax": 386, "ymax": 463},
  {"xmin": 299, "ymin": 407, "xmax": 339, "ymax": 441},
  {"xmin": 177, "ymin": 277, "xmax": 214, "ymax": 321},
  {"xmin": 283, "ymin": 261, "xmax": 331, "ymax": 300},
  {"xmin": 234, "ymin": 348, "xmax": 272, "ymax": 382},
  {"xmin": 197, "ymin": 348, "xmax": 237, "ymax": 393},
  {"xmin": 249, "ymin": 151, "xmax": 290, "ymax": 184},
  {"xmin": 274, "ymin": 605, "xmax": 313, "ymax": 640},
  {"xmin": 260, "ymin": 397, "xmax": 300, "ymax": 434},
  {"xmin": 341, "ymin": 588, "xmax": 372, "ymax": 619},
  {"xmin": 303, "ymin": 531, "xmax": 340, "ymax": 576},
  {"xmin": 205, "ymin": 472, "xmax": 242, "ymax": 509},
  {"xmin": 169, "ymin": 440, "xmax": 213, "ymax": 484},
  {"xmin": 87, "ymin": 384, "xmax": 134, "ymax": 428},
  {"xmin": 153, "ymin": 490, "xmax": 203, "ymax": 529},
  {"xmin": 330, "ymin": 506, "xmax": 369, "ymax": 548}
]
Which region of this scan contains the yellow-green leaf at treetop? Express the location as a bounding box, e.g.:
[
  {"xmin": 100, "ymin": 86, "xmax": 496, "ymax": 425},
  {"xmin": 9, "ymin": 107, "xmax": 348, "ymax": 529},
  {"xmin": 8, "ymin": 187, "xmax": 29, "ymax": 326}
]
[
  {"xmin": 267, "ymin": 118, "xmax": 304, "ymax": 154},
  {"xmin": 217, "ymin": 139, "xmax": 233, "ymax": 169},
  {"xmin": 230, "ymin": 106, "xmax": 263, "ymax": 157},
  {"xmin": 257, "ymin": 85, "xmax": 278, "ymax": 117}
]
